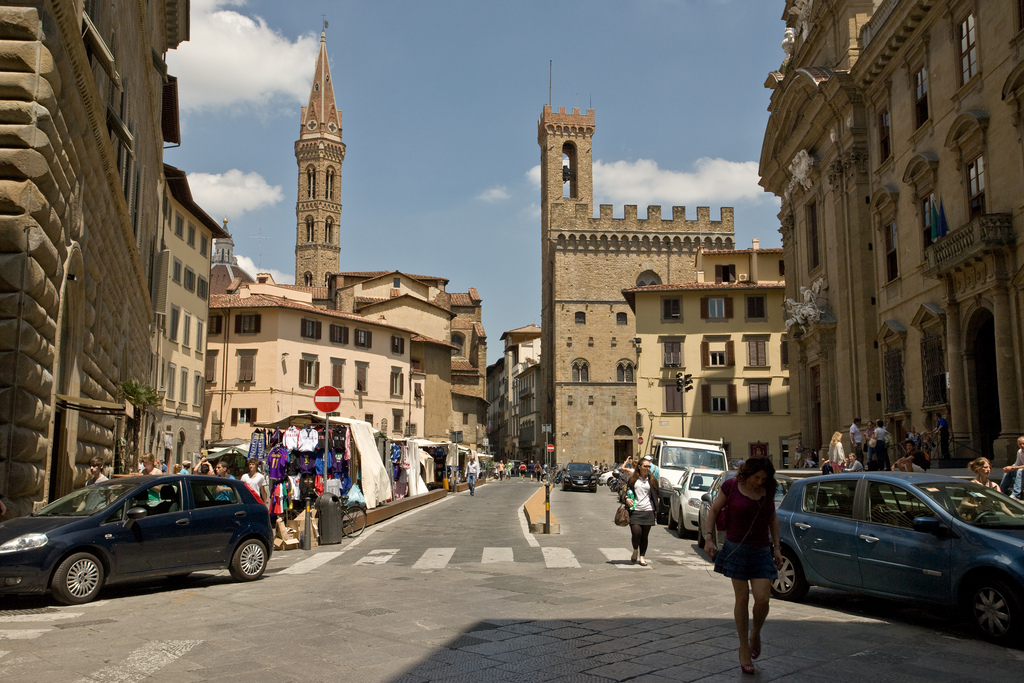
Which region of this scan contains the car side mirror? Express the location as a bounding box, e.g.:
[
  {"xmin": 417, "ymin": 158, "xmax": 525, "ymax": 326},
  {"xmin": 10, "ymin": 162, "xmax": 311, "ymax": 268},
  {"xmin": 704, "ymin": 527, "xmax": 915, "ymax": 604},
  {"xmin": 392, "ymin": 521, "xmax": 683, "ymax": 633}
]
[
  {"xmin": 912, "ymin": 516, "xmax": 945, "ymax": 535},
  {"xmin": 701, "ymin": 493, "xmax": 712, "ymax": 504},
  {"xmin": 125, "ymin": 506, "xmax": 148, "ymax": 527}
]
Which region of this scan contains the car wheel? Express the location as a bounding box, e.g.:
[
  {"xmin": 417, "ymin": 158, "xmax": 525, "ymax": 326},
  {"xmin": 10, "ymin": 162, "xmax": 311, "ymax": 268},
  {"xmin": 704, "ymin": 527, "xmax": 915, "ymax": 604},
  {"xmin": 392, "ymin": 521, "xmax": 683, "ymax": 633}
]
[
  {"xmin": 696, "ymin": 518, "xmax": 706, "ymax": 548},
  {"xmin": 667, "ymin": 505, "xmax": 678, "ymax": 531},
  {"xmin": 969, "ymin": 577, "xmax": 1024, "ymax": 644},
  {"xmin": 51, "ymin": 552, "xmax": 104, "ymax": 605},
  {"xmin": 771, "ymin": 548, "xmax": 809, "ymax": 601},
  {"xmin": 229, "ymin": 539, "xmax": 268, "ymax": 582}
]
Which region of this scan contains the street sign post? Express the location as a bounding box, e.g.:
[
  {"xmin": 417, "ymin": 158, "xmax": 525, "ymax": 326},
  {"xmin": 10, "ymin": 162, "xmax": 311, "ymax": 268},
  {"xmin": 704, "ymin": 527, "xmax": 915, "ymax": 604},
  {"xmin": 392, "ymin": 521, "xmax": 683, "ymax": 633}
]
[
  {"xmin": 547, "ymin": 443, "xmax": 554, "ymax": 453},
  {"xmin": 313, "ymin": 386, "xmax": 341, "ymax": 413}
]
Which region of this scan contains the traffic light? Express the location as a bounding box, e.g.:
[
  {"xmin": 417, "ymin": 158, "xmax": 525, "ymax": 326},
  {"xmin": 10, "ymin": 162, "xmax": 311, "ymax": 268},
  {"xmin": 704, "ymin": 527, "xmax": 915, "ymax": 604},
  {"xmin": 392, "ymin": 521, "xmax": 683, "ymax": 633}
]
[
  {"xmin": 676, "ymin": 372, "xmax": 684, "ymax": 393},
  {"xmin": 683, "ymin": 374, "xmax": 694, "ymax": 392}
]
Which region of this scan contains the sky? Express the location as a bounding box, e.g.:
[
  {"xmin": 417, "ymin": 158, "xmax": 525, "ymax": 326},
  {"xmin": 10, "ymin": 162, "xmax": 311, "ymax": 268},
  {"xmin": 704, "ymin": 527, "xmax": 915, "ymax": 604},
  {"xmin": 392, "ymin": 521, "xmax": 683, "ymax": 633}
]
[{"xmin": 165, "ymin": 0, "xmax": 787, "ymax": 365}]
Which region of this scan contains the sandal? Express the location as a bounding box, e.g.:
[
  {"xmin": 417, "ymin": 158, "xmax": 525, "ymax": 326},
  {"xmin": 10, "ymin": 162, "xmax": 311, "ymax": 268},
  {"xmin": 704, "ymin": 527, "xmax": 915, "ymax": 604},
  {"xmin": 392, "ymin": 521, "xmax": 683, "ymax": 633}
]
[
  {"xmin": 741, "ymin": 664, "xmax": 755, "ymax": 675},
  {"xmin": 750, "ymin": 631, "xmax": 761, "ymax": 660},
  {"xmin": 638, "ymin": 558, "xmax": 648, "ymax": 566}
]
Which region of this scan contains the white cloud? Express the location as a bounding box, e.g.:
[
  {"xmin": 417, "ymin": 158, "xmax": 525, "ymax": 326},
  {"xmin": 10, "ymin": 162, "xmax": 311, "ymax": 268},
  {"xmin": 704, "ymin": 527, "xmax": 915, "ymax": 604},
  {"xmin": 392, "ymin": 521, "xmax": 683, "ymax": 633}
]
[
  {"xmin": 167, "ymin": 0, "xmax": 318, "ymax": 112},
  {"xmin": 234, "ymin": 254, "xmax": 294, "ymax": 286},
  {"xmin": 187, "ymin": 169, "xmax": 283, "ymax": 219},
  {"xmin": 594, "ymin": 158, "xmax": 765, "ymax": 206},
  {"xmin": 526, "ymin": 158, "xmax": 769, "ymax": 207},
  {"xmin": 477, "ymin": 186, "xmax": 510, "ymax": 202}
]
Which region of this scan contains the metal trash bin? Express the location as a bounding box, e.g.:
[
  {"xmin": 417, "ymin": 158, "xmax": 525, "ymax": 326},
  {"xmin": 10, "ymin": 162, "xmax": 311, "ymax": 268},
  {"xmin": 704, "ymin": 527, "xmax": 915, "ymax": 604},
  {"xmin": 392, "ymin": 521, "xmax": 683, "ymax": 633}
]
[{"xmin": 315, "ymin": 494, "xmax": 345, "ymax": 545}]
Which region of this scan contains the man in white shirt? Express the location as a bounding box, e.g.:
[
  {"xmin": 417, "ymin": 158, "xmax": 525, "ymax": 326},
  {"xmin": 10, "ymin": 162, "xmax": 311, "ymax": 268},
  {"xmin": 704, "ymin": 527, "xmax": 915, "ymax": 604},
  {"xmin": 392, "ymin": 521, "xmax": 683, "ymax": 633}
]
[
  {"xmin": 1000, "ymin": 436, "xmax": 1024, "ymax": 499},
  {"xmin": 849, "ymin": 418, "xmax": 863, "ymax": 459},
  {"xmin": 241, "ymin": 458, "xmax": 267, "ymax": 500}
]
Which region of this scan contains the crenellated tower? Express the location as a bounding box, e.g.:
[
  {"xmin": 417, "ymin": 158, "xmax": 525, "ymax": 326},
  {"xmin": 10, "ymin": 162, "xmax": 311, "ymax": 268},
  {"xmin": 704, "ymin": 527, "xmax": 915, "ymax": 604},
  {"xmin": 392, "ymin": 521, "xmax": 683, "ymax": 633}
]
[{"xmin": 294, "ymin": 30, "xmax": 344, "ymax": 287}]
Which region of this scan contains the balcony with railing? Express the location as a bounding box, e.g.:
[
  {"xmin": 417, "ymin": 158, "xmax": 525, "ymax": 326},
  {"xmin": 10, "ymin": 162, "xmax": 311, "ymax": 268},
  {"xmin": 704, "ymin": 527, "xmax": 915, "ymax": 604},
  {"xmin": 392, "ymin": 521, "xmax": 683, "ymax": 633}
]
[{"xmin": 923, "ymin": 213, "xmax": 1014, "ymax": 276}]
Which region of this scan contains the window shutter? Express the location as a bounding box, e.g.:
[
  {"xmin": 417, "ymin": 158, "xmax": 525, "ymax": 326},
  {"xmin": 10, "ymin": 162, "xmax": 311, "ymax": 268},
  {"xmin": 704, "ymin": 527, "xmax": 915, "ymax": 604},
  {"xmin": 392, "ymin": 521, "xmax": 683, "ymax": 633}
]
[
  {"xmin": 663, "ymin": 343, "xmax": 671, "ymax": 367},
  {"xmin": 714, "ymin": 265, "xmax": 723, "ymax": 283},
  {"xmin": 781, "ymin": 339, "xmax": 789, "ymax": 366},
  {"xmin": 747, "ymin": 297, "xmax": 755, "ymax": 319},
  {"xmin": 251, "ymin": 408, "xmax": 257, "ymax": 423},
  {"xmin": 724, "ymin": 297, "xmax": 734, "ymax": 319},
  {"xmin": 747, "ymin": 341, "xmax": 755, "ymax": 366},
  {"xmin": 663, "ymin": 299, "xmax": 672, "ymax": 319},
  {"xmin": 313, "ymin": 361, "xmax": 320, "ymax": 388},
  {"xmin": 315, "ymin": 321, "xmax": 322, "ymax": 339},
  {"xmin": 700, "ymin": 297, "xmax": 709, "ymax": 319},
  {"xmin": 205, "ymin": 353, "xmax": 216, "ymax": 381},
  {"xmin": 726, "ymin": 340, "xmax": 735, "ymax": 366},
  {"xmin": 700, "ymin": 341, "xmax": 710, "ymax": 367},
  {"xmin": 234, "ymin": 315, "xmax": 242, "ymax": 334},
  {"xmin": 254, "ymin": 314, "xmax": 261, "ymax": 333},
  {"xmin": 231, "ymin": 408, "xmax": 238, "ymax": 426},
  {"xmin": 366, "ymin": 330, "xmax": 372, "ymax": 348},
  {"xmin": 701, "ymin": 384, "xmax": 710, "ymax": 412},
  {"xmin": 727, "ymin": 384, "xmax": 737, "ymax": 413},
  {"xmin": 728, "ymin": 265, "xmax": 736, "ymax": 283}
]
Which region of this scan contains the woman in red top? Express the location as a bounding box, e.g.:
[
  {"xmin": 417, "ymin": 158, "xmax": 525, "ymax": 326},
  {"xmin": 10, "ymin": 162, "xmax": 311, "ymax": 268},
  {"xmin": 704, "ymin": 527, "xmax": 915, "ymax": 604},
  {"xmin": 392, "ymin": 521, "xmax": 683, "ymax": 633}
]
[{"xmin": 705, "ymin": 458, "xmax": 783, "ymax": 675}]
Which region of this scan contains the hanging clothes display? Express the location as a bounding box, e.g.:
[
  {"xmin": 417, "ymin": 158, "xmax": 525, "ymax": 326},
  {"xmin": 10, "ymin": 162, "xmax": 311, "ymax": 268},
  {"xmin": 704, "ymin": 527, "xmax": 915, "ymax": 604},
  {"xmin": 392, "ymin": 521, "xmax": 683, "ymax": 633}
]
[
  {"xmin": 247, "ymin": 429, "xmax": 267, "ymax": 461},
  {"xmin": 297, "ymin": 425, "xmax": 319, "ymax": 453},
  {"xmin": 283, "ymin": 426, "xmax": 301, "ymax": 451}
]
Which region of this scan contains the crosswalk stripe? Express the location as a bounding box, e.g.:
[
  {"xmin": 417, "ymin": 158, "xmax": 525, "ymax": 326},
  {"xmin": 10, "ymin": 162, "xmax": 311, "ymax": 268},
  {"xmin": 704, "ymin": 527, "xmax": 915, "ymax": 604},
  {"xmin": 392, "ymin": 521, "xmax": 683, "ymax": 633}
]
[
  {"xmin": 413, "ymin": 547, "xmax": 455, "ymax": 569},
  {"xmin": 355, "ymin": 549, "xmax": 399, "ymax": 565},
  {"xmin": 72, "ymin": 640, "xmax": 202, "ymax": 683},
  {"xmin": 481, "ymin": 547, "xmax": 514, "ymax": 563},
  {"xmin": 278, "ymin": 551, "xmax": 344, "ymax": 575},
  {"xmin": 541, "ymin": 546, "xmax": 580, "ymax": 568},
  {"xmin": 0, "ymin": 612, "xmax": 84, "ymax": 623},
  {"xmin": 599, "ymin": 547, "xmax": 636, "ymax": 568},
  {"xmin": 0, "ymin": 630, "xmax": 50, "ymax": 640},
  {"xmin": 0, "ymin": 650, "xmax": 8, "ymax": 660}
]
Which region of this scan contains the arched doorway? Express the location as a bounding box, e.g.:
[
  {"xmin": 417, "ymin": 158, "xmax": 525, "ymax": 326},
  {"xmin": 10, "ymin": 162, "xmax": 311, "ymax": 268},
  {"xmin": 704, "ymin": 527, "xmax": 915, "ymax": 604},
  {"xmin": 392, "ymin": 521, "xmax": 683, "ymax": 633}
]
[
  {"xmin": 175, "ymin": 430, "xmax": 186, "ymax": 465},
  {"xmin": 965, "ymin": 308, "xmax": 1000, "ymax": 458},
  {"xmin": 613, "ymin": 426, "xmax": 633, "ymax": 464}
]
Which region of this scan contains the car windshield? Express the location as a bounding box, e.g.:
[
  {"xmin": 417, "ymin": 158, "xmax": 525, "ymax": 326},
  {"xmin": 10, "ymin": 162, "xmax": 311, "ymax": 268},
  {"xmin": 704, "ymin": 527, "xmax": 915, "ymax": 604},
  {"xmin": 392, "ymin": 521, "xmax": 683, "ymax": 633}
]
[
  {"xmin": 774, "ymin": 479, "xmax": 790, "ymax": 503},
  {"xmin": 32, "ymin": 483, "xmax": 134, "ymax": 517},
  {"xmin": 915, "ymin": 481, "xmax": 1024, "ymax": 528},
  {"xmin": 566, "ymin": 463, "xmax": 592, "ymax": 473},
  {"xmin": 688, "ymin": 473, "xmax": 715, "ymax": 492},
  {"xmin": 660, "ymin": 446, "xmax": 727, "ymax": 471}
]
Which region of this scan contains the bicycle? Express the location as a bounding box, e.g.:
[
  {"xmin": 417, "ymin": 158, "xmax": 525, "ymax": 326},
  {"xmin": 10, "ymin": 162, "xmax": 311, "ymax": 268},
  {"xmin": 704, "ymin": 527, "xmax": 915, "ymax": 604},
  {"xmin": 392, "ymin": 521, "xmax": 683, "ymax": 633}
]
[{"xmin": 340, "ymin": 496, "xmax": 366, "ymax": 538}]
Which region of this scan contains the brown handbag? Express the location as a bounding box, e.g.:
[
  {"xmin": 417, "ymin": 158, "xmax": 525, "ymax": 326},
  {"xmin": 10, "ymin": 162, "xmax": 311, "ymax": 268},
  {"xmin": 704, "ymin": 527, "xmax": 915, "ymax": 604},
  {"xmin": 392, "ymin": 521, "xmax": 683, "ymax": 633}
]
[{"xmin": 614, "ymin": 504, "xmax": 630, "ymax": 527}]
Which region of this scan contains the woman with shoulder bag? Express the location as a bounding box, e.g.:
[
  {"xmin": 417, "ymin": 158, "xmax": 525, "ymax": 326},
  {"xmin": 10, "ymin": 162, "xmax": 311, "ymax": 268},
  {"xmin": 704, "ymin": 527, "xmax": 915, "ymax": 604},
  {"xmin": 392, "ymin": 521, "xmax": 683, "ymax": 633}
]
[
  {"xmin": 705, "ymin": 457, "xmax": 782, "ymax": 675},
  {"xmin": 624, "ymin": 456, "xmax": 659, "ymax": 566}
]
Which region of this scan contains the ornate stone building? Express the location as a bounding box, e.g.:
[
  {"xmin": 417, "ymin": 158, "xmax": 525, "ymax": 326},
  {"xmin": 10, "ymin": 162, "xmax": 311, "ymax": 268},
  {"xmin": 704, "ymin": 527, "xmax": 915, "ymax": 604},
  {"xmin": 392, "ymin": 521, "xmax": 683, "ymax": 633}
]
[
  {"xmin": 760, "ymin": 1, "xmax": 1024, "ymax": 463},
  {"xmin": 538, "ymin": 105, "xmax": 735, "ymax": 466},
  {"xmin": 294, "ymin": 31, "xmax": 344, "ymax": 287},
  {"xmin": 0, "ymin": 2, "xmax": 189, "ymax": 515}
]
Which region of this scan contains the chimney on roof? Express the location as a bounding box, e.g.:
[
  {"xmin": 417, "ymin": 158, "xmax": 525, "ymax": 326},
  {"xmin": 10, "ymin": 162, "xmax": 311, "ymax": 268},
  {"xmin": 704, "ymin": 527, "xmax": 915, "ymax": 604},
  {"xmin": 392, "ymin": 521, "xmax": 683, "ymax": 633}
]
[{"xmin": 752, "ymin": 238, "xmax": 760, "ymax": 250}]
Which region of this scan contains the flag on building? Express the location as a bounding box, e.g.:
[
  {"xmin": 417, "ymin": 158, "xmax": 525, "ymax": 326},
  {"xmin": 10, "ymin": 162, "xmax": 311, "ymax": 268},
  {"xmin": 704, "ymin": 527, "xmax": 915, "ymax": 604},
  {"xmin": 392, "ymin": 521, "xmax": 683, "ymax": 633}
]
[{"xmin": 937, "ymin": 199, "xmax": 949, "ymax": 238}]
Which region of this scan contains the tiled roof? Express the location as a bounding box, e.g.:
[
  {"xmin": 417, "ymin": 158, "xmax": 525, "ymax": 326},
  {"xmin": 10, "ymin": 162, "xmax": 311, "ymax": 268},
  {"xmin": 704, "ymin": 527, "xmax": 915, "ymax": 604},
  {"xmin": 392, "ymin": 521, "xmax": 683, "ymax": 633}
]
[
  {"xmin": 796, "ymin": 66, "xmax": 833, "ymax": 85},
  {"xmin": 279, "ymin": 285, "xmax": 330, "ymax": 298},
  {"xmin": 411, "ymin": 333, "xmax": 457, "ymax": 349},
  {"xmin": 501, "ymin": 323, "xmax": 541, "ymax": 338},
  {"xmin": 209, "ymin": 293, "xmax": 416, "ymax": 334},
  {"xmin": 451, "ymin": 390, "xmax": 488, "ymax": 404},
  {"xmin": 355, "ymin": 296, "xmax": 388, "ymax": 304},
  {"xmin": 703, "ymin": 248, "xmax": 784, "ymax": 255},
  {"xmin": 337, "ymin": 270, "xmax": 448, "ymax": 283},
  {"xmin": 451, "ymin": 359, "xmax": 477, "ymax": 372}
]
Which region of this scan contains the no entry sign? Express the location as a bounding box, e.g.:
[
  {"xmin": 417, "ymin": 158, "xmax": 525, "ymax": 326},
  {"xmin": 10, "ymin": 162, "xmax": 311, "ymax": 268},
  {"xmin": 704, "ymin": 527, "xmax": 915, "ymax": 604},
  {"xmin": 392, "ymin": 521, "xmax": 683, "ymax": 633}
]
[
  {"xmin": 547, "ymin": 444, "xmax": 554, "ymax": 453},
  {"xmin": 313, "ymin": 386, "xmax": 341, "ymax": 413}
]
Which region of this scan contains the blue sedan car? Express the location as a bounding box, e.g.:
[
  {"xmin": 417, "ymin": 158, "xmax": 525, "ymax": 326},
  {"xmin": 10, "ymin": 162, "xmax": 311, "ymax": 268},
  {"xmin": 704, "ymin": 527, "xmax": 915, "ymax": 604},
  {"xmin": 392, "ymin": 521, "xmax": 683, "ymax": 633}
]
[
  {"xmin": 772, "ymin": 472, "xmax": 1024, "ymax": 644},
  {"xmin": 0, "ymin": 475, "xmax": 273, "ymax": 604}
]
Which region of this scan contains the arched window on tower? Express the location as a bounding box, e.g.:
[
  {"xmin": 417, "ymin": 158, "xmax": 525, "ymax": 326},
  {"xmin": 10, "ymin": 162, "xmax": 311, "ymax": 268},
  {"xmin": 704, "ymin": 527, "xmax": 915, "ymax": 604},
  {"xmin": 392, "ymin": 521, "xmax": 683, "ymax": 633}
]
[
  {"xmin": 561, "ymin": 142, "xmax": 578, "ymax": 199},
  {"xmin": 326, "ymin": 168, "xmax": 335, "ymax": 200},
  {"xmin": 306, "ymin": 216, "xmax": 314, "ymax": 242},
  {"xmin": 325, "ymin": 217, "xmax": 333, "ymax": 243},
  {"xmin": 303, "ymin": 272, "xmax": 313, "ymax": 286},
  {"xmin": 307, "ymin": 167, "xmax": 316, "ymax": 198},
  {"xmin": 616, "ymin": 361, "xmax": 634, "ymax": 383},
  {"xmin": 572, "ymin": 360, "xmax": 589, "ymax": 383}
]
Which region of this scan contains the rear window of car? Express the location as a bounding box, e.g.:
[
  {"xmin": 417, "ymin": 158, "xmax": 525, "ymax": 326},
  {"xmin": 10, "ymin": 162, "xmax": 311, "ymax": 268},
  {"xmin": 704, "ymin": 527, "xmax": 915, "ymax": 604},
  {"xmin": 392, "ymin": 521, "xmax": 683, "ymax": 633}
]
[
  {"xmin": 801, "ymin": 480, "xmax": 857, "ymax": 519},
  {"xmin": 191, "ymin": 481, "xmax": 241, "ymax": 507},
  {"xmin": 566, "ymin": 463, "xmax": 592, "ymax": 472},
  {"xmin": 688, "ymin": 474, "xmax": 714, "ymax": 492}
]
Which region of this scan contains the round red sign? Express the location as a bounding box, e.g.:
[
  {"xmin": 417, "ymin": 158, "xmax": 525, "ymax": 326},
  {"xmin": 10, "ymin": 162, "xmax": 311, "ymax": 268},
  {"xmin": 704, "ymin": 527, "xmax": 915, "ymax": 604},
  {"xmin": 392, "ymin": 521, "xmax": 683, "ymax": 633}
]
[
  {"xmin": 313, "ymin": 385, "xmax": 341, "ymax": 413},
  {"xmin": 547, "ymin": 444, "xmax": 555, "ymax": 453},
  {"xmin": 637, "ymin": 436, "xmax": 644, "ymax": 445}
]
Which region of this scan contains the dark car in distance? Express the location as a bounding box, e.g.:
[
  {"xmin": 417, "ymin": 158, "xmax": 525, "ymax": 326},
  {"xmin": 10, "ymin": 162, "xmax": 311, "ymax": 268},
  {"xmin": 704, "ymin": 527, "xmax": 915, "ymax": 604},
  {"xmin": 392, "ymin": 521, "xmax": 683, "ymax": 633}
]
[
  {"xmin": 0, "ymin": 475, "xmax": 273, "ymax": 604},
  {"xmin": 562, "ymin": 462, "xmax": 598, "ymax": 492}
]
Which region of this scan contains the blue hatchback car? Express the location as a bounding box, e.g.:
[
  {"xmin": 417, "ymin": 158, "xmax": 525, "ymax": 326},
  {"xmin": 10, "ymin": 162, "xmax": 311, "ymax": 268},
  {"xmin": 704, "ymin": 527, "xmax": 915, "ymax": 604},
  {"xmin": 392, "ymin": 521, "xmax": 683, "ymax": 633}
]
[
  {"xmin": 773, "ymin": 472, "xmax": 1024, "ymax": 644},
  {"xmin": 0, "ymin": 475, "xmax": 273, "ymax": 604}
]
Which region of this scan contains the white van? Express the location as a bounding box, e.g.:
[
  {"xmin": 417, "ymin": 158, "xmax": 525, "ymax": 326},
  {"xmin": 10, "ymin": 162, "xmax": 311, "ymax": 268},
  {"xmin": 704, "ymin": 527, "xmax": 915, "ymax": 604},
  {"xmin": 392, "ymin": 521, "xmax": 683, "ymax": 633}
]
[{"xmin": 649, "ymin": 436, "xmax": 728, "ymax": 516}]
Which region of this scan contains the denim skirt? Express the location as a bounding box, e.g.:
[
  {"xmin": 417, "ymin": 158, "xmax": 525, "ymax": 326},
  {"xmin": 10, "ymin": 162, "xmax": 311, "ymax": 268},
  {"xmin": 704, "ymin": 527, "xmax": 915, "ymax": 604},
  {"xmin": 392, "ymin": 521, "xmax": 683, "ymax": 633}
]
[{"xmin": 714, "ymin": 539, "xmax": 778, "ymax": 580}]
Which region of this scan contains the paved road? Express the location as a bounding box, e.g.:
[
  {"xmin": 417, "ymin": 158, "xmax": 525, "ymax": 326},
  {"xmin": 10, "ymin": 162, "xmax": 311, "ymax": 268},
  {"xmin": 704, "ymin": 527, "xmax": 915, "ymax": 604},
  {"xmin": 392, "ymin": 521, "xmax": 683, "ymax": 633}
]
[{"xmin": 0, "ymin": 478, "xmax": 1018, "ymax": 682}]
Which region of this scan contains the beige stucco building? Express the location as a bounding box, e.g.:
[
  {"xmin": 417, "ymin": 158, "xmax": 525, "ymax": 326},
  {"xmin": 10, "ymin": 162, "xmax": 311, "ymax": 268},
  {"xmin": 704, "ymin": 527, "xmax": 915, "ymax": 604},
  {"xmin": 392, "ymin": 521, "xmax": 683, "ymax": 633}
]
[
  {"xmin": 760, "ymin": 1, "xmax": 1024, "ymax": 463},
  {"xmin": 204, "ymin": 277, "xmax": 423, "ymax": 443},
  {"xmin": 0, "ymin": 2, "xmax": 190, "ymax": 514},
  {"xmin": 487, "ymin": 324, "xmax": 542, "ymax": 461},
  {"xmin": 537, "ymin": 105, "xmax": 736, "ymax": 466},
  {"xmin": 152, "ymin": 165, "xmax": 228, "ymax": 465},
  {"xmin": 624, "ymin": 244, "xmax": 791, "ymax": 466}
]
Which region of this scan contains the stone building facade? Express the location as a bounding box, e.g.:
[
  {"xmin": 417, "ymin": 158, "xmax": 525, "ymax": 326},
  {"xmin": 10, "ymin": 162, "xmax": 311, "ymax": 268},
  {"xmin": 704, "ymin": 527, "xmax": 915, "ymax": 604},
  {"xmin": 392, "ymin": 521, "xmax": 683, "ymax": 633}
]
[
  {"xmin": 760, "ymin": 1, "xmax": 1024, "ymax": 463},
  {"xmin": 294, "ymin": 31, "xmax": 343, "ymax": 287},
  {"xmin": 538, "ymin": 105, "xmax": 735, "ymax": 466},
  {"xmin": 0, "ymin": 2, "xmax": 189, "ymax": 515}
]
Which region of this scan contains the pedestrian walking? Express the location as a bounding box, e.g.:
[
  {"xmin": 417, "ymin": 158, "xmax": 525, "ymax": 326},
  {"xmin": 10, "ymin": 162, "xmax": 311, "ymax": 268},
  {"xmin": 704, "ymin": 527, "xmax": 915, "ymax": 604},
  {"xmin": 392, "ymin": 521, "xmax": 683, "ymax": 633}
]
[
  {"xmin": 935, "ymin": 413, "xmax": 950, "ymax": 459},
  {"xmin": 624, "ymin": 455, "xmax": 659, "ymax": 566},
  {"xmin": 849, "ymin": 418, "xmax": 863, "ymax": 459},
  {"xmin": 705, "ymin": 457, "xmax": 782, "ymax": 675},
  {"xmin": 999, "ymin": 436, "xmax": 1024, "ymax": 499},
  {"xmin": 872, "ymin": 420, "xmax": 891, "ymax": 471},
  {"xmin": 827, "ymin": 431, "xmax": 845, "ymax": 467},
  {"xmin": 519, "ymin": 462, "xmax": 526, "ymax": 480},
  {"xmin": 466, "ymin": 454, "xmax": 480, "ymax": 495}
]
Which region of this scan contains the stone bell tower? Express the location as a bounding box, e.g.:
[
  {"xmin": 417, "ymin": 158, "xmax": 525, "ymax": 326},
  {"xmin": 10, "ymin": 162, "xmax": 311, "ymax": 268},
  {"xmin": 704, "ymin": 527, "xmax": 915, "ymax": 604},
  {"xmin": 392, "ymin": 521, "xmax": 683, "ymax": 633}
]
[{"xmin": 294, "ymin": 30, "xmax": 344, "ymax": 287}]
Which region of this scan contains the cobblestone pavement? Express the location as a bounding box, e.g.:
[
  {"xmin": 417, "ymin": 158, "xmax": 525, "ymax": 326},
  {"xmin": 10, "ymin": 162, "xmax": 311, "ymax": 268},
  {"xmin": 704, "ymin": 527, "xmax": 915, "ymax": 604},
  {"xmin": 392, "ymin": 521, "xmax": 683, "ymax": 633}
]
[{"xmin": 0, "ymin": 478, "xmax": 1019, "ymax": 682}]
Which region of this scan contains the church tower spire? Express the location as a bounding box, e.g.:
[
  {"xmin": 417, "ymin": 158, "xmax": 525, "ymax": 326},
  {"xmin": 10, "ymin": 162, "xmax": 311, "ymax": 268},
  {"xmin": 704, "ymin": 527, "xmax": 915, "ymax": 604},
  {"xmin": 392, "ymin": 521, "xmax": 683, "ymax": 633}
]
[{"xmin": 295, "ymin": 29, "xmax": 344, "ymax": 287}]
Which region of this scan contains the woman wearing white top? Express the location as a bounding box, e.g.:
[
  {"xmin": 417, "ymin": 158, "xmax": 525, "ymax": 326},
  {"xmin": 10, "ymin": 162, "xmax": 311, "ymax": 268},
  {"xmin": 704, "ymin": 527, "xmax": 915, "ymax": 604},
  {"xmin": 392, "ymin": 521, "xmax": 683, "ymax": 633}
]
[
  {"xmin": 241, "ymin": 458, "xmax": 267, "ymax": 500},
  {"xmin": 625, "ymin": 456, "xmax": 660, "ymax": 566},
  {"xmin": 828, "ymin": 432, "xmax": 845, "ymax": 465}
]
